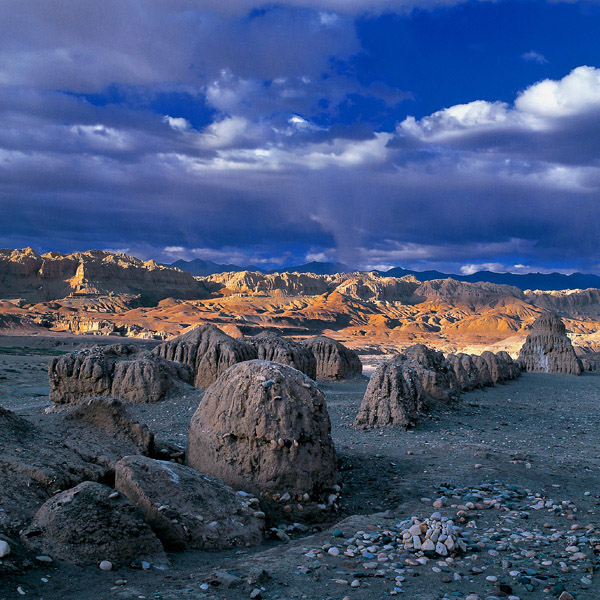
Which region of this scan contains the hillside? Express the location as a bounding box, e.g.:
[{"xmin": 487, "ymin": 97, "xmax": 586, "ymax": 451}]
[
  {"xmin": 1, "ymin": 250, "xmax": 599, "ymax": 354},
  {"xmin": 0, "ymin": 248, "xmax": 206, "ymax": 304}
]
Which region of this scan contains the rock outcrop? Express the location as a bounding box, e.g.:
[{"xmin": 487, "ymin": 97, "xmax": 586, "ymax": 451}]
[
  {"xmin": 245, "ymin": 332, "xmax": 317, "ymax": 380},
  {"xmin": 154, "ymin": 324, "xmax": 257, "ymax": 388},
  {"xmin": 354, "ymin": 344, "xmax": 460, "ymax": 429},
  {"xmin": 0, "ymin": 247, "xmax": 206, "ymax": 304},
  {"xmin": 115, "ymin": 455, "xmax": 264, "ymax": 551},
  {"xmin": 49, "ymin": 344, "xmax": 192, "ymax": 404},
  {"xmin": 21, "ymin": 481, "xmax": 165, "ymax": 566},
  {"xmin": 518, "ymin": 313, "xmax": 582, "ymax": 375},
  {"xmin": 302, "ymin": 336, "xmax": 362, "ymax": 380},
  {"xmin": 187, "ymin": 360, "xmax": 339, "ymax": 521}
]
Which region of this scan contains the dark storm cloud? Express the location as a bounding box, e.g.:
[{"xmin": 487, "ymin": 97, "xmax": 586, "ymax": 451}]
[{"xmin": 0, "ymin": 1, "xmax": 599, "ymax": 273}]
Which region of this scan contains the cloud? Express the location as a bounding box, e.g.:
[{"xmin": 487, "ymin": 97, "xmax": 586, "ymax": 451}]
[
  {"xmin": 521, "ymin": 50, "xmax": 549, "ymax": 64},
  {"xmin": 0, "ymin": 1, "xmax": 600, "ymax": 274}
]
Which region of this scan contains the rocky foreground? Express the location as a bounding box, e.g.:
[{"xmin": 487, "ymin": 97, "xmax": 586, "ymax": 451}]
[{"xmin": 0, "ymin": 335, "xmax": 598, "ymax": 600}]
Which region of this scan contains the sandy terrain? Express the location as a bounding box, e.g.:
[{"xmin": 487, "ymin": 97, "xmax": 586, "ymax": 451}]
[{"xmin": 0, "ymin": 335, "xmax": 599, "ymax": 600}]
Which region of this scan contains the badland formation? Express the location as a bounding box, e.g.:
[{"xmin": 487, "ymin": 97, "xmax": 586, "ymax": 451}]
[{"xmin": 1, "ymin": 247, "xmax": 599, "ymax": 599}]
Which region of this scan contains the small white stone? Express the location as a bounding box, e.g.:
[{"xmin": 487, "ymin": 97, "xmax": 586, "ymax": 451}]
[
  {"xmin": 0, "ymin": 540, "xmax": 10, "ymax": 558},
  {"xmin": 435, "ymin": 542, "xmax": 448, "ymax": 556},
  {"xmin": 422, "ymin": 539, "xmax": 435, "ymax": 551},
  {"xmin": 99, "ymin": 560, "xmax": 113, "ymax": 571},
  {"xmin": 328, "ymin": 547, "xmax": 340, "ymax": 557}
]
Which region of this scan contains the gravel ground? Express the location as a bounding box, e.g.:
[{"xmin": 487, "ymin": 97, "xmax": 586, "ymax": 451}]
[{"xmin": 0, "ymin": 335, "xmax": 599, "ymax": 600}]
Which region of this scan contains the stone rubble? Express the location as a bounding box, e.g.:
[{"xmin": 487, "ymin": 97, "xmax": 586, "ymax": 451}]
[{"xmin": 283, "ymin": 482, "xmax": 598, "ymax": 599}]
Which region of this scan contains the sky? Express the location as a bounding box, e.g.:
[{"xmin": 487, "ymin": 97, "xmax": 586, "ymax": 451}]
[{"xmin": 1, "ymin": 0, "xmax": 600, "ymax": 274}]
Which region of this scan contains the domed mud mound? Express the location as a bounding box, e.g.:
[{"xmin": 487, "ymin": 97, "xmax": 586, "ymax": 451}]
[{"xmin": 187, "ymin": 360, "xmax": 339, "ymax": 522}]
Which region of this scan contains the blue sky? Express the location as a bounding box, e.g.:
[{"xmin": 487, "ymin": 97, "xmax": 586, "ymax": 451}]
[{"xmin": 0, "ymin": 0, "xmax": 599, "ymax": 274}]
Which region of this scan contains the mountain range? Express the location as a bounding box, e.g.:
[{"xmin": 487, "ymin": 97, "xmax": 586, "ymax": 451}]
[
  {"xmin": 1, "ymin": 248, "xmax": 599, "ymax": 357},
  {"xmin": 170, "ymin": 259, "xmax": 600, "ymax": 292}
]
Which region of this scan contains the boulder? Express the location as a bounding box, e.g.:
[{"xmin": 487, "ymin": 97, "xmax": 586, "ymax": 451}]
[
  {"xmin": 245, "ymin": 332, "xmax": 317, "ymax": 379},
  {"xmin": 353, "ymin": 355, "xmax": 421, "ymax": 429},
  {"xmin": 518, "ymin": 313, "xmax": 582, "ymax": 375},
  {"xmin": 49, "ymin": 344, "xmax": 192, "ymax": 404},
  {"xmin": 21, "ymin": 481, "xmax": 165, "ymax": 566},
  {"xmin": 115, "ymin": 455, "xmax": 264, "ymax": 551},
  {"xmin": 154, "ymin": 324, "xmax": 257, "ymax": 388},
  {"xmin": 302, "ymin": 336, "xmax": 362, "ymax": 380},
  {"xmin": 187, "ymin": 360, "xmax": 339, "ymax": 522},
  {"xmin": 0, "ymin": 400, "xmax": 152, "ymax": 536}
]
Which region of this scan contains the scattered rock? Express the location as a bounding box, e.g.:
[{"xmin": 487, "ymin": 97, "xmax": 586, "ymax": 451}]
[
  {"xmin": 21, "ymin": 481, "xmax": 165, "ymax": 566},
  {"xmin": 518, "ymin": 313, "xmax": 582, "ymax": 375},
  {"xmin": 0, "ymin": 540, "xmax": 10, "ymax": 558},
  {"xmin": 302, "ymin": 336, "xmax": 362, "ymax": 380},
  {"xmin": 187, "ymin": 360, "xmax": 339, "ymax": 521},
  {"xmin": 154, "ymin": 324, "xmax": 257, "ymax": 388},
  {"xmin": 115, "ymin": 455, "xmax": 264, "ymax": 551}
]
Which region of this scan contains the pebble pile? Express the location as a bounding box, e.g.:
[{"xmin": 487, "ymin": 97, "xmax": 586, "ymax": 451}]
[{"xmin": 290, "ymin": 482, "xmax": 599, "ymax": 599}]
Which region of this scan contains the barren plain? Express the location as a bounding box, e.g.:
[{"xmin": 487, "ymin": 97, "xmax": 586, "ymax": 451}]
[{"xmin": 1, "ymin": 333, "xmax": 600, "ymax": 600}]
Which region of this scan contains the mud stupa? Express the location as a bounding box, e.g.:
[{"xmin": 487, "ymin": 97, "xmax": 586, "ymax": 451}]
[
  {"xmin": 245, "ymin": 332, "xmax": 317, "ymax": 379},
  {"xmin": 49, "ymin": 344, "xmax": 192, "ymax": 404},
  {"xmin": 187, "ymin": 360, "xmax": 339, "ymax": 522},
  {"xmin": 154, "ymin": 324, "xmax": 257, "ymax": 388},
  {"xmin": 115, "ymin": 455, "xmax": 264, "ymax": 551},
  {"xmin": 354, "ymin": 344, "xmax": 459, "ymax": 429},
  {"xmin": 518, "ymin": 313, "xmax": 582, "ymax": 375},
  {"xmin": 302, "ymin": 336, "xmax": 362, "ymax": 380}
]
